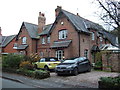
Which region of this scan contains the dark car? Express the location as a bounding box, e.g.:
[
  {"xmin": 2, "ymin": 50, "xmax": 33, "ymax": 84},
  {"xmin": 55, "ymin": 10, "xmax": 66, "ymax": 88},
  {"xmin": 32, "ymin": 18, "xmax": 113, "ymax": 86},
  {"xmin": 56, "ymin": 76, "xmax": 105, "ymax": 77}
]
[{"xmin": 55, "ymin": 57, "xmax": 91, "ymax": 75}]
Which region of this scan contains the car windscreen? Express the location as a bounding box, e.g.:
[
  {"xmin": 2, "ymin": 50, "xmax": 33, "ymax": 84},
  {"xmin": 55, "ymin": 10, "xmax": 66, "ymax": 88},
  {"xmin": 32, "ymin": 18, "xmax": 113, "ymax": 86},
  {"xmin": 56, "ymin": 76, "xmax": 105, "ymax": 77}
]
[{"xmin": 62, "ymin": 60, "xmax": 77, "ymax": 64}]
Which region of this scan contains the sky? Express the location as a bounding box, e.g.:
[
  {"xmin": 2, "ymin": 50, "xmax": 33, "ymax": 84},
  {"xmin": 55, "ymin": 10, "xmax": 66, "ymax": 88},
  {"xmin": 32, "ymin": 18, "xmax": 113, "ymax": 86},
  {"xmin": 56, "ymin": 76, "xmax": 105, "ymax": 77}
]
[{"xmin": 0, "ymin": 0, "xmax": 101, "ymax": 36}]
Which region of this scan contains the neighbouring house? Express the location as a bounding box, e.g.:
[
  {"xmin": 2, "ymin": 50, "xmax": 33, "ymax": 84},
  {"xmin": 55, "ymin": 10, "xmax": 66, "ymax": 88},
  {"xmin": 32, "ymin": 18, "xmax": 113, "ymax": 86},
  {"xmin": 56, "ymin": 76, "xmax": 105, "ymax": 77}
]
[
  {"xmin": 1, "ymin": 6, "xmax": 118, "ymax": 63},
  {"xmin": 15, "ymin": 22, "xmax": 39, "ymax": 55},
  {"xmin": 1, "ymin": 35, "xmax": 17, "ymax": 54}
]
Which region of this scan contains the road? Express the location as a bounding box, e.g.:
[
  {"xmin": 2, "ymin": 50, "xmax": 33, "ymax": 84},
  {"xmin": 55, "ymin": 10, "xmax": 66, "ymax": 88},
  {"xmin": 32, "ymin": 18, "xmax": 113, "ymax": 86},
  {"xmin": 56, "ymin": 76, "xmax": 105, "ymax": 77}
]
[{"xmin": 2, "ymin": 78, "xmax": 35, "ymax": 88}]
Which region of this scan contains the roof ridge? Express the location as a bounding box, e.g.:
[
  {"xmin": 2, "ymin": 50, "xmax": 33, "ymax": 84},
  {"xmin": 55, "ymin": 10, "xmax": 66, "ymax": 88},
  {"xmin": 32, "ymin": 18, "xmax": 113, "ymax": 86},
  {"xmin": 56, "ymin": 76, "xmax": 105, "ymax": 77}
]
[
  {"xmin": 61, "ymin": 9, "xmax": 103, "ymax": 29},
  {"xmin": 23, "ymin": 22, "xmax": 38, "ymax": 26}
]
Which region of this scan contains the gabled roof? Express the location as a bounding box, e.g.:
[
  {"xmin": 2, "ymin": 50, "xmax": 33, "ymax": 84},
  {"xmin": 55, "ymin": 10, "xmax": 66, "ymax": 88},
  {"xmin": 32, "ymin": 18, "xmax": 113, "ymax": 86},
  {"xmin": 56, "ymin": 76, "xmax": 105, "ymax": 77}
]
[
  {"xmin": 39, "ymin": 24, "xmax": 52, "ymax": 36},
  {"xmin": 17, "ymin": 22, "xmax": 38, "ymax": 39},
  {"xmin": 62, "ymin": 10, "xmax": 90, "ymax": 33},
  {"xmin": 2, "ymin": 35, "xmax": 16, "ymax": 47},
  {"xmin": 49, "ymin": 9, "xmax": 105, "ymax": 34}
]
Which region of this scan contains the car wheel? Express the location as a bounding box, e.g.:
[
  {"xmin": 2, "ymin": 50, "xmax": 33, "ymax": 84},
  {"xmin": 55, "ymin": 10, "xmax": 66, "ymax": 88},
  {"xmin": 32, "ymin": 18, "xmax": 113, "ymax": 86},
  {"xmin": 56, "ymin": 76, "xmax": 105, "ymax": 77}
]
[
  {"xmin": 34, "ymin": 64, "xmax": 38, "ymax": 69},
  {"xmin": 44, "ymin": 66, "xmax": 49, "ymax": 71},
  {"xmin": 73, "ymin": 68, "xmax": 78, "ymax": 76},
  {"xmin": 87, "ymin": 65, "xmax": 91, "ymax": 72},
  {"xmin": 57, "ymin": 73, "xmax": 61, "ymax": 76}
]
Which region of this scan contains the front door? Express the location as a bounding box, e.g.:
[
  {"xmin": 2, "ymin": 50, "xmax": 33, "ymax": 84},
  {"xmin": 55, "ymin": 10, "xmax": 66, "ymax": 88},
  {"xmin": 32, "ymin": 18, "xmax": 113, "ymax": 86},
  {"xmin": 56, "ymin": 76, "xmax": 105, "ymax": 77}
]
[{"xmin": 56, "ymin": 50, "xmax": 64, "ymax": 60}]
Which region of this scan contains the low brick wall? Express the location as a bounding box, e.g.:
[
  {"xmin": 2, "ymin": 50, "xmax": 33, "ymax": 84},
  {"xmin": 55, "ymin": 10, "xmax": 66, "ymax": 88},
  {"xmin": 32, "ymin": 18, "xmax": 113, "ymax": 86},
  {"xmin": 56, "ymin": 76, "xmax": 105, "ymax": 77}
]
[{"xmin": 102, "ymin": 51, "xmax": 120, "ymax": 72}]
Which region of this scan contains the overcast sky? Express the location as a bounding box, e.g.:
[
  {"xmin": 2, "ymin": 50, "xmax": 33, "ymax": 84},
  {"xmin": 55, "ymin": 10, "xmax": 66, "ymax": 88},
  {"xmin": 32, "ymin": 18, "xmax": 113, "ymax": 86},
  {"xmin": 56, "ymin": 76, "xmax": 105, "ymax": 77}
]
[{"xmin": 0, "ymin": 0, "xmax": 102, "ymax": 36}]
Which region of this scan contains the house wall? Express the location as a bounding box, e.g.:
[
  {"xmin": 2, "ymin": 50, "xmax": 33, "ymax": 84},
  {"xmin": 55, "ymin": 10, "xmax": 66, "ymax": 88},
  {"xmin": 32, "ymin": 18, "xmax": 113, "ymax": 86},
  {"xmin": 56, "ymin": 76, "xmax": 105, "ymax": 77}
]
[
  {"xmin": 17, "ymin": 26, "xmax": 36, "ymax": 55},
  {"xmin": 80, "ymin": 33, "xmax": 91, "ymax": 60},
  {"xmin": 37, "ymin": 35, "xmax": 50, "ymax": 58},
  {"xmin": 50, "ymin": 14, "xmax": 83, "ymax": 59},
  {"xmin": 2, "ymin": 37, "xmax": 17, "ymax": 53}
]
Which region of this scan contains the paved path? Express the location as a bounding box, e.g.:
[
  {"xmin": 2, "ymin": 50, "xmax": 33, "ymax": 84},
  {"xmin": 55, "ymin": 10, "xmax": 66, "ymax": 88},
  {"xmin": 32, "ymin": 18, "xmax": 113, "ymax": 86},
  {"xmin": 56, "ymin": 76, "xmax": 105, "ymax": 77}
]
[{"xmin": 1, "ymin": 71, "xmax": 119, "ymax": 88}]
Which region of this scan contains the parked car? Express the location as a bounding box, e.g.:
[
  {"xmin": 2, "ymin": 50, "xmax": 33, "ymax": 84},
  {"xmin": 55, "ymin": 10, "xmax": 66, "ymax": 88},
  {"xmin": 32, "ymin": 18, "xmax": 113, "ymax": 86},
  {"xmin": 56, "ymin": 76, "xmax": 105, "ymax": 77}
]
[
  {"xmin": 55, "ymin": 57, "xmax": 91, "ymax": 76},
  {"xmin": 34, "ymin": 57, "xmax": 61, "ymax": 70}
]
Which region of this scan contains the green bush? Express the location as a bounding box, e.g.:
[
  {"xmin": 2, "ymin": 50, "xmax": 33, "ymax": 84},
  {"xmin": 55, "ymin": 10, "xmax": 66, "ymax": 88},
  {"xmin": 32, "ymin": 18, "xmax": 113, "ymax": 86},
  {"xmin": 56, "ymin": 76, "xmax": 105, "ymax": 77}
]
[
  {"xmin": 34, "ymin": 70, "xmax": 50, "ymax": 79},
  {"xmin": 94, "ymin": 60, "xmax": 102, "ymax": 70},
  {"xmin": 99, "ymin": 77, "xmax": 120, "ymax": 88},
  {"xmin": 2, "ymin": 54, "xmax": 24, "ymax": 68},
  {"xmin": 100, "ymin": 77, "xmax": 120, "ymax": 85},
  {"xmin": 16, "ymin": 68, "xmax": 50, "ymax": 79},
  {"xmin": 16, "ymin": 68, "xmax": 35, "ymax": 77}
]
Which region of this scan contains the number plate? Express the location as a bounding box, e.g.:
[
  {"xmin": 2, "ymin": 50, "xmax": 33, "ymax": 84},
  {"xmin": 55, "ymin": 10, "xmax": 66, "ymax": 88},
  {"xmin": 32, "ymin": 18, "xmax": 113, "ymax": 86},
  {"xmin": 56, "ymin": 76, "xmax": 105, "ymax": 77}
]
[{"xmin": 57, "ymin": 69, "xmax": 63, "ymax": 71}]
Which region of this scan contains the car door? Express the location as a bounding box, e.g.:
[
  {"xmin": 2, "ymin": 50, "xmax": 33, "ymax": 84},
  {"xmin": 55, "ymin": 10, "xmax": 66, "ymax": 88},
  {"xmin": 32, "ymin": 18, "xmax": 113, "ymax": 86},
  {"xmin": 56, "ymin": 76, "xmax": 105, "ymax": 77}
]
[{"xmin": 38, "ymin": 58, "xmax": 46, "ymax": 69}]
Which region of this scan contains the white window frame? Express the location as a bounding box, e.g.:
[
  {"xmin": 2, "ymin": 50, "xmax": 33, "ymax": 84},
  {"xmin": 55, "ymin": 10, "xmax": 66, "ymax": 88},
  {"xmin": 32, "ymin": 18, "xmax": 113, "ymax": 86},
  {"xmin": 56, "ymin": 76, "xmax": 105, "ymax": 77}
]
[
  {"xmin": 91, "ymin": 32, "xmax": 95, "ymax": 41},
  {"xmin": 47, "ymin": 36, "xmax": 50, "ymax": 43},
  {"xmin": 56, "ymin": 50, "xmax": 64, "ymax": 60},
  {"xmin": 22, "ymin": 37, "xmax": 27, "ymax": 44},
  {"xmin": 84, "ymin": 49, "xmax": 88, "ymax": 58},
  {"xmin": 13, "ymin": 43, "xmax": 18, "ymax": 49},
  {"xmin": 42, "ymin": 37, "xmax": 45, "ymax": 44},
  {"xmin": 59, "ymin": 30, "xmax": 67, "ymax": 39}
]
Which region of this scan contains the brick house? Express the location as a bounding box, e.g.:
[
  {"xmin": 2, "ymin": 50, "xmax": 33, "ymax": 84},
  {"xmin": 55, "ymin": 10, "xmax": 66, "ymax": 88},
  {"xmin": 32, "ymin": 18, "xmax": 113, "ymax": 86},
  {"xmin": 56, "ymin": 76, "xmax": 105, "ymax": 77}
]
[
  {"xmin": 1, "ymin": 6, "xmax": 118, "ymax": 63},
  {"xmin": 15, "ymin": 22, "xmax": 39, "ymax": 55},
  {"xmin": 37, "ymin": 6, "xmax": 117, "ymax": 62},
  {"xmin": 1, "ymin": 35, "xmax": 17, "ymax": 54}
]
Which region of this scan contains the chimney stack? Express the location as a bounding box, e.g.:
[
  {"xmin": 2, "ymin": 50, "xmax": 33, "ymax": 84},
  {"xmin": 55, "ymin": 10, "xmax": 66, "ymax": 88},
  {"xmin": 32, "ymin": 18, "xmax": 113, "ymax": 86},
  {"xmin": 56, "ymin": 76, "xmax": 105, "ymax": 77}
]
[
  {"xmin": 55, "ymin": 6, "xmax": 62, "ymax": 17},
  {"xmin": 38, "ymin": 12, "xmax": 46, "ymax": 34}
]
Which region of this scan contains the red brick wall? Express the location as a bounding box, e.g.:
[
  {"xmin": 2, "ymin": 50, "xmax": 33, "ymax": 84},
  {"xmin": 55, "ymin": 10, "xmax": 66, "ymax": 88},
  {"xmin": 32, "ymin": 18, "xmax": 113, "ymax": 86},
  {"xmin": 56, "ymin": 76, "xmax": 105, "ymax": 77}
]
[
  {"xmin": 50, "ymin": 14, "xmax": 82, "ymax": 59},
  {"xmin": 80, "ymin": 33, "xmax": 91, "ymax": 60},
  {"xmin": 2, "ymin": 37, "xmax": 17, "ymax": 53},
  {"xmin": 17, "ymin": 26, "xmax": 37, "ymax": 55},
  {"xmin": 37, "ymin": 35, "xmax": 50, "ymax": 57},
  {"xmin": 102, "ymin": 52, "xmax": 120, "ymax": 72}
]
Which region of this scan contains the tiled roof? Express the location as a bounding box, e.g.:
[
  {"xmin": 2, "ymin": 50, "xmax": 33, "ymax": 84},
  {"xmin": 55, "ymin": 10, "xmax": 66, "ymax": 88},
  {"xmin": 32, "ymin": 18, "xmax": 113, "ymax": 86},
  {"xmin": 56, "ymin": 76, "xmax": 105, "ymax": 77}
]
[
  {"xmin": 51, "ymin": 40, "xmax": 72, "ymax": 48},
  {"xmin": 2, "ymin": 35, "xmax": 16, "ymax": 47},
  {"xmin": 39, "ymin": 24, "xmax": 52, "ymax": 36},
  {"xmin": 61, "ymin": 9, "xmax": 104, "ymax": 33},
  {"xmin": 16, "ymin": 45, "xmax": 28, "ymax": 50},
  {"xmin": 98, "ymin": 30, "xmax": 117, "ymax": 46},
  {"xmin": 62, "ymin": 10, "xmax": 90, "ymax": 33},
  {"xmin": 23, "ymin": 22, "xmax": 38, "ymax": 39}
]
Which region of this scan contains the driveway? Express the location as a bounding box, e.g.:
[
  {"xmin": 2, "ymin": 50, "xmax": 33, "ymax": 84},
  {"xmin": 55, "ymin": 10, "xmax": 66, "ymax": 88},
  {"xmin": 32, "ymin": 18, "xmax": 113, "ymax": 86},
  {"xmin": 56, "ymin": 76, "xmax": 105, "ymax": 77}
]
[
  {"xmin": 46, "ymin": 70, "xmax": 119, "ymax": 88},
  {"xmin": 2, "ymin": 70, "xmax": 119, "ymax": 88}
]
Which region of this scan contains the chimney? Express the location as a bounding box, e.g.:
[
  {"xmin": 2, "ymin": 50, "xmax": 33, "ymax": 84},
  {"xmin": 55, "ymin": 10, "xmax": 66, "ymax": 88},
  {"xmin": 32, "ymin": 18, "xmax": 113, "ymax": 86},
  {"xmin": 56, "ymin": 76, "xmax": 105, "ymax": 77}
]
[
  {"xmin": 55, "ymin": 6, "xmax": 62, "ymax": 17},
  {"xmin": 38, "ymin": 12, "xmax": 46, "ymax": 34}
]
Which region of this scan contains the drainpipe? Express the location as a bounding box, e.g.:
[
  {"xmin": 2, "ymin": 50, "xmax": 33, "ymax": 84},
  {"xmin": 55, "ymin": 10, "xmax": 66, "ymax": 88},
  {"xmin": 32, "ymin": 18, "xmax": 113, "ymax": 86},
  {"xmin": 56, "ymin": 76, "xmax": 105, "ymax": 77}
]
[
  {"xmin": 78, "ymin": 32, "xmax": 80, "ymax": 57},
  {"xmin": 36, "ymin": 39, "xmax": 38, "ymax": 53}
]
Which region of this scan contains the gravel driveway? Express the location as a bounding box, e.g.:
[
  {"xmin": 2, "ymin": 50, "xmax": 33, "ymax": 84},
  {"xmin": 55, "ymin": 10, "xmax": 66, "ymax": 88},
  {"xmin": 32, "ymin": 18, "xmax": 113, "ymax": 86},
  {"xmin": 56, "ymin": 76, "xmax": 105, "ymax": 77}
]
[{"xmin": 45, "ymin": 70, "xmax": 119, "ymax": 88}]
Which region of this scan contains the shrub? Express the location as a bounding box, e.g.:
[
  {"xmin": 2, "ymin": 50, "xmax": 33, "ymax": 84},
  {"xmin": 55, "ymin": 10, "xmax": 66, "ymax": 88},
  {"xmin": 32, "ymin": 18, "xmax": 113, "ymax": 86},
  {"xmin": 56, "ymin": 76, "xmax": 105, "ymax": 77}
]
[
  {"xmin": 34, "ymin": 70, "xmax": 50, "ymax": 79},
  {"xmin": 99, "ymin": 77, "xmax": 120, "ymax": 88},
  {"xmin": 17, "ymin": 68, "xmax": 50, "ymax": 79},
  {"xmin": 2, "ymin": 54, "xmax": 24, "ymax": 68},
  {"xmin": 19, "ymin": 61, "xmax": 34, "ymax": 70},
  {"xmin": 16, "ymin": 68, "xmax": 35, "ymax": 77}
]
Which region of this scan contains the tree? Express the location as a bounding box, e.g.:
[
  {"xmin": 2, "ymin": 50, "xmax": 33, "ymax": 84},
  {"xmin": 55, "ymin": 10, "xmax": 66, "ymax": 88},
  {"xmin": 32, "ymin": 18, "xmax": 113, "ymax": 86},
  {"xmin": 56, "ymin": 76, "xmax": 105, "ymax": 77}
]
[{"xmin": 94, "ymin": 0, "xmax": 120, "ymax": 45}]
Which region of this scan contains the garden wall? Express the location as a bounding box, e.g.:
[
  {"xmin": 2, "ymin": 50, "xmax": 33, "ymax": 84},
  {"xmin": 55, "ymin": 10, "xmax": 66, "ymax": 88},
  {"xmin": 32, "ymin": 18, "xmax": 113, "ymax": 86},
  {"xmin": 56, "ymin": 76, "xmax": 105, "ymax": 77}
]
[{"xmin": 102, "ymin": 51, "xmax": 120, "ymax": 72}]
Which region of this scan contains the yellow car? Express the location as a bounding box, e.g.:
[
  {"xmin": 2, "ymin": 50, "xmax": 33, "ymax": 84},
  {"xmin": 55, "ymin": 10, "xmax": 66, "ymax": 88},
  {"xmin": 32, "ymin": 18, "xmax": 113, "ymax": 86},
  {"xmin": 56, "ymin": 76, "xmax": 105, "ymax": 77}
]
[{"xmin": 34, "ymin": 57, "xmax": 61, "ymax": 70}]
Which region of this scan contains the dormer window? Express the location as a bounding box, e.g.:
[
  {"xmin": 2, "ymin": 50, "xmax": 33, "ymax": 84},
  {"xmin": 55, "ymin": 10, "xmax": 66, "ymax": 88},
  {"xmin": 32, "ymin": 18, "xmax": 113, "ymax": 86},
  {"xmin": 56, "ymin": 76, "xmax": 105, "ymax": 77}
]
[
  {"xmin": 59, "ymin": 30, "xmax": 68, "ymax": 39},
  {"xmin": 22, "ymin": 37, "xmax": 27, "ymax": 44}
]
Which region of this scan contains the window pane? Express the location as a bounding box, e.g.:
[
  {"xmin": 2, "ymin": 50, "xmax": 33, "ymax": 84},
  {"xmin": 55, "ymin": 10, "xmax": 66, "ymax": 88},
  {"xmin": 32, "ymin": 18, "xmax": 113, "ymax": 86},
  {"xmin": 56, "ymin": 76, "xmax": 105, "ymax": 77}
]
[
  {"xmin": 59, "ymin": 30, "xmax": 68, "ymax": 39},
  {"xmin": 22, "ymin": 37, "xmax": 27, "ymax": 44}
]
